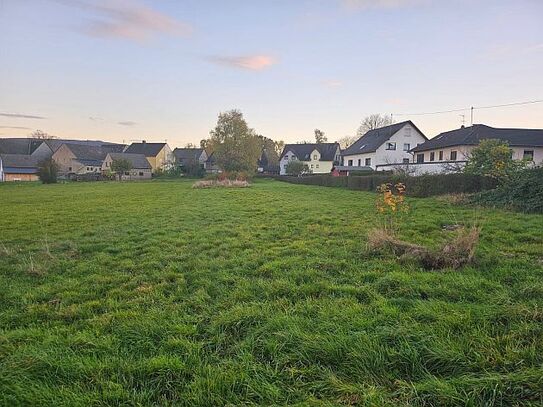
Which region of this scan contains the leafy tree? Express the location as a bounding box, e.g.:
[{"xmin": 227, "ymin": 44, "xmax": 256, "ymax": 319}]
[
  {"xmin": 285, "ymin": 160, "xmax": 310, "ymax": 176},
  {"xmin": 464, "ymin": 139, "xmax": 525, "ymax": 181},
  {"xmin": 206, "ymin": 110, "xmax": 262, "ymax": 173},
  {"xmin": 257, "ymin": 135, "xmax": 283, "ymax": 166},
  {"xmin": 111, "ymin": 158, "xmax": 133, "ymax": 180},
  {"xmin": 314, "ymin": 129, "xmax": 327, "ymax": 143},
  {"xmin": 357, "ymin": 114, "xmax": 393, "ymax": 136},
  {"xmin": 38, "ymin": 159, "xmax": 59, "ymax": 184}
]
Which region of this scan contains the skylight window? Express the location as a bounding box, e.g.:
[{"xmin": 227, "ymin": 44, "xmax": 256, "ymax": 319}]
[{"xmin": 359, "ymin": 144, "xmax": 366, "ymax": 150}]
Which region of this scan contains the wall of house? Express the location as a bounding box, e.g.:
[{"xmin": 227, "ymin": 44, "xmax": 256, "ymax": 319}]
[
  {"xmin": 153, "ymin": 145, "xmax": 174, "ymax": 172},
  {"xmin": 52, "ymin": 144, "xmax": 77, "ymax": 174},
  {"xmin": 74, "ymin": 162, "xmax": 101, "ymax": 175},
  {"xmin": 31, "ymin": 143, "xmax": 54, "ymax": 162},
  {"xmin": 343, "ymin": 123, "xmax": 426, "ymax": 170},
  {"xmin": 119, "ymin": 169, "xmax": 152, "ymax": 180},
  {"xmin": 4, "ymin": 173, "xmax": 39, "ymax": 182}
]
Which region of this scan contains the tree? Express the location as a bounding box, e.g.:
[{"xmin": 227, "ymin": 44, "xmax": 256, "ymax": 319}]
[
  {"xmin": 464, "ymin": 139, "xmax": 525, "ymax": 181},
  {"xmin": 205, "ymin": 110, "xmax": 262, "ymax": 173},
  {"xmin": 185, "ymin": 142, "xmax": 197, "ymax": 148},
  {"xmin": 357, "ymin": 114, "xmax": 393, "ymax": 136},
  {"xmin": 30, "ymin": 130, "xmax": 56, "ymax": 139},
  {"xmin": 38, "ymin": 159, "xmax": 59, "ymax": 184},
  {"xmin": 285, "ymin": 160, "xmax": 310, "ymax": 176},
  {"xmin": 314, "ymin": 129, "xmax": 327, "ymax": 143},
  {"xmin": 337, "ymin": 135, "xmax": 358, "ymax": 149},
  {"xmin": 111, "ymin": 158, "xmax": 133, "ymax": 180},
  {"xmin": 257, "ymin": 135, "xmax": 283, "ymax": 166}
]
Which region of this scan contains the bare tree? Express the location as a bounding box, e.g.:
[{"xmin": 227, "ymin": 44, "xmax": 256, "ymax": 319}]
[
  {"xmin": 314, "ymin": 129, "xmax": 327, "ymax": 143},
  {"xmin": 357, "ymin": 114, "xmax": 393, "ymax": 136},
  {"xmin": 29, "ymin": 130, "xmax": 56, "ymax": 139},
  {"xmin": 337, "ymin": 135, "xmax": 358, "ymax": 149},
  {"xmin": 185, "ymin": 142, "xmax": 197, "ymax": 148}
]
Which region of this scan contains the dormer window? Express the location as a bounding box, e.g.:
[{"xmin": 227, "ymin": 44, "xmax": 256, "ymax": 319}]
[{"xmin": 359, "ymin": 144, "xmax": 366, "ymax": 150}]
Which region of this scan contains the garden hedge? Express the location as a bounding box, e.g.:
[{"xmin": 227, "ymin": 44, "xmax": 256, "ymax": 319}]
[{"xmin": 275, "ymin": 173, "xmax": 498, "ymax": 197}]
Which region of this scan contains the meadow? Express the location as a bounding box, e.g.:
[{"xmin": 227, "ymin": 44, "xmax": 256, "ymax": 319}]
[{"xmin": 1, "ymin": 179, "xmax": 542, "ymax": 406}]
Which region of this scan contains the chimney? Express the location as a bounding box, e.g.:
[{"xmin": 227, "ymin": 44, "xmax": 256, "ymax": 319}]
[{"xmin": 142, "ymin": 140, "xmax": 146, "ymax": 144}]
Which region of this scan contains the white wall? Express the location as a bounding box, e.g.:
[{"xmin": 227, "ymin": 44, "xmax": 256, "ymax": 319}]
[{"xmin": 342, "ymin": 123, "xmax": 426, "ymax": 170}]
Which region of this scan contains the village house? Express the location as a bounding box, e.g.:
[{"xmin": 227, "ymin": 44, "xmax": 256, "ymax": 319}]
[
  {"xmin": 0, "ymin": 138, "xmax": 54, "ymax": 162},
  {"xmin": 102, "ymin": 152, "xmax": 152, "ymax": 180},
  {"xmin": 280, "ymin": 143, "xmax": 341, "ymax": 175},
  {"xmin": 205, "ymin": 152, "xmax": 220, "ymax": 174},
  {"xmin": 52, "ymin": 142, "xmax": 125, "ymax": 175},
  {"xmin": 173, "ymin": 148, "xmax": 208, "ymax": 170},
  {"xmin": 409, "ymin": 124, "xmax": 543, "ymax": 174},
  {"xmin": 125, "ymin": 141, "xmax": 174, "ymax": 173},
  {"xmin": 341, "ymin": 121, "xmax": 427, "ymax": 171},
  {"xmin": 0, "ymin": 154, "xmax": 39, "ymax": 182}
]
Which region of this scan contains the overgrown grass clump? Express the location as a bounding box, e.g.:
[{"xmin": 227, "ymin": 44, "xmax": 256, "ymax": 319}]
[{"xmin": 1, "ymin": 179, "xmax": 542, "ymax": 405}]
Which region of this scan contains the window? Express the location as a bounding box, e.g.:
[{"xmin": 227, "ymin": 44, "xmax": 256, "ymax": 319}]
[
  {"xmin": 348, "ymin": 159, "xmax": 353, "ymax": 166},
  {"xmin": 139, "ymin": 172, "xmax": 144, "ymax": 176},
  {"xmin": 403, "ymin": 158, "xmax": 410, "ymax": 164},
  {"xmin": 416, "ymin": 153, "xmax": 424, "ymax": 163},
  {"xmin": 430, "ymin": 152, "xmax": 435, "ymax": 161},
  {"xmin": 439, "ymin": 151, "xmax": 443, "ymax": 161},
  {"xmin": 284, "ymin": 155, "xmax": 288, "ymax": 160},
  {"xmin": 316, "ymin": 164, "xmax": 319, "ymax": 168},
  {"xmin": 86, "ymin": 167, "xmax": 90, "ymax": 171},
  {"xmin": 450, "ymin": 151, "xmax": 457, "ymax": 161},
  {"xmin": 68, "ymin": 167, "xmax": 72, "ymax": 171},
  {"xmin": 403, "ymin": 143, "xmax": 410, "ymax": 151},
  {"xmin": 310, "ymin": 164, "xmax": 314, "ymax": 168},
  {"xmin": 358, "ymin": 159, "xmax": 361, "ymax": 166},
  {"xmin": 386, "ymin": 142, "xmax": 396, "ymax": 150},
  {"xmin": 124, "ymin": 171, "xmax": 130, "ymax": 175},
  {"xmin": 523, "ymin": 150, "xmax": 534, "ymax": 161},
  {"xmin": 313, "ymin": 154, "xmax": 318, "ymax": 160},
  {"xmin": 365, "ymin": 158, "xmax": 371, "ymax": 166},
  {"xmin": 405, "ymin": 127, "xmax": 411, "ymax": 136}
]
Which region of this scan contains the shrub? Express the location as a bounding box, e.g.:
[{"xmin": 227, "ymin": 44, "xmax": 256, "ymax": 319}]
[
  {"xmin": 285, "ymin": 160, "xmax": 310, "ymax": 176},
  {"xmin": 470, "ymin": 167, "xmax": 543, "ymax": 213},
  {"xmin": 38, "ymin": 159, "xmax": 59, "ymax": 184},
  {"xmin": 181, "ymin": 162, "xmax": 206, "ymax": 178},
  {"xmin": 464, "ymin": 139, "xmax": 526, "ymax": 181},
  {"xmin": 192, "ymin": 179, "xmax": 250, "ymax": 189}
]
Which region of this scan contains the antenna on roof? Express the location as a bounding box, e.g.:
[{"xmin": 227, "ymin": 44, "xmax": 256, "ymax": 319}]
[
  {"xmin": 470, "ymin": 106, "xmax": 474, "ymax": 126},
  {"xmin": 459, "ymin": 114, "xmax": 466, "ymax": 127}
]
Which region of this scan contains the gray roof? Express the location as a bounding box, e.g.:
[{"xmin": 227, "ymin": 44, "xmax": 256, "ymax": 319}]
[
  {"xmin": 65, "ymin": 143, "xmax": 109, "ymax": 161},
  {"xmin": 107, "ymin": 153, "xmax": 151, "ymax": 169},
  {"xmin": 173, "ymin": 148, "xmax": 204, "ymax": 161},
  {"xmin": 46, "ymin": 139, "xmax": 124, "ymax": 152},
  {"xmin": 342, "ymin": 121, "xmax": 426, "ymax": 156},
  {"xmin": 125, "ymin": 142, "xmax": 167, "ymax": 157},
  {"xmin": 281, "ymin": 143, "xmax": 340, "ymax": 162},
  {"xmin": 0, "ymin": 138, "xmax": 44, "ymax": 155},
  {"xmin": 0, "ymin": 153, "xmax": 39, "ymax": 169},
  {"xmin": 411, "ymin": 124, "xmax": 543, "ymax": 152}
]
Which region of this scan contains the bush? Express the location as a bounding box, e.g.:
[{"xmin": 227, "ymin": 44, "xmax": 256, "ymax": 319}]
[
  {"xmin": 470, "ymin": 167, "xmax": 543, "ymax": 213},
  {"xmin": 38, "ymin": 159, "xmax": 59, "ymax": 184},
  {"xmin": 181, "ymin": 162, "xmax": 206, "ymax": 178}
]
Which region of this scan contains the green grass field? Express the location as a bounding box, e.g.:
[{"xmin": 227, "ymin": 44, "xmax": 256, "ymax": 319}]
[{"xmin": 1, "ymin": 179, "xmax": 542, "ymax": 406}]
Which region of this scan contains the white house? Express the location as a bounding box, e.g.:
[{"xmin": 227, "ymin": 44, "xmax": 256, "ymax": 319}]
[
  {"xmin": 280, "ymin": 143, "xmax": 341, "ymax": 175},
  {"xmin": 341, "ymin": 121, "xmax": 427, "ymax": 171},
  {"xmin": 408, "ymin": 124, "xmax": 543, "ymax": 174}
]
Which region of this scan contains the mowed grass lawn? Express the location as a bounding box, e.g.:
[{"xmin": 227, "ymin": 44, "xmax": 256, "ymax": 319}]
[{"xmin": 1, "ymin": 179, "xmax": 542, "ymax": 406}]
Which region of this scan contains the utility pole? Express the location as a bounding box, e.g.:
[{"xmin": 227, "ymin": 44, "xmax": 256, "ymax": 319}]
[{"xmin": 470, "ymin": 106, "xmax": 474, "ymax": 126}]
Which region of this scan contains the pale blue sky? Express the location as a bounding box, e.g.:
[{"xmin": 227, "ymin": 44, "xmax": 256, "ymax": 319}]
[{"xmin": 1, "ymin": 0, "xmax": 542, "ymax": 146}]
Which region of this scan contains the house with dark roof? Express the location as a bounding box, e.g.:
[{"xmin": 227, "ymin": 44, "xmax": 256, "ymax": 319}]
[
  {"xmin": 102, "ymin": 152, "xmax": 152, "ymax": 180},
  {"xmin": 257, "ymin": 149, "xmax": 280, "ymax": 174},
  {"xmin": 341, "ymin": 121, "xmax": 427, "ymax": 171},
  {"xmin": 279, "ymin": 143, "xmax": 341, "ymax": 175},
  {"xmin": 205, "ymin": 152, "xmax": 220, "ymax": 174},
  {"xmin": 124, "ymin": 141, "xmax": 173, "ymax": 173},
  {"xmin": 0, "ymin": 154, "xmax": 40, "ymax": 182},
  {"xmin": 0, "ymin": 138, "xmax": 54, "ymax": 162},
  {"xmin": 173, "ymin": 148, "xmax": 208, "ymax": 170},
  {"xmin": 52, "ymin": 142, "xmax": 125, "ymax": 175},
  {"xmin": 408, "ymin": 124, "xmax": 543, "ymax": 174}
]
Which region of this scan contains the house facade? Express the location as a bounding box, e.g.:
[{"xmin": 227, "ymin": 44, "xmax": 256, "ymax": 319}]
[
  {"xmin": 52, "ymin": 143, "xmax": 119, "ymax": 174},
  {"xmin": 341, "ymin": 121, "xmax": 427, "ymax": 171},
  {"xmin": 408, "ymin": 124, "xmax": 543, "ymax": 174},
  {"xmin": 125, "ymin": 142, "xmax": 174, "ymax": 173},
  {"xmin": 0, "ymin": 154, "xmax": 39, "ymax": 181},
  {"xmin": 279, "ymin": 143, "xmax": 341, "ymax": 175},
  {"xmin": 173, "ymin": 148, "xmax": 208, "ymax": 170},
  {"xmin": 102, "ymin": 153, "xmax": 152, "ymax": 180}
]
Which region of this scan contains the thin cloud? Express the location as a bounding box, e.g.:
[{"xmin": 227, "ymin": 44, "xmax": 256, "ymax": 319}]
[
  {"xmin": 341, "ymin": 0, "xmax": 426, "ymax": 10},
  {"xmin": 207, "ymin": 55, "xmax": 277, "ymax": 71},
  {"xmin": 322, "ymin": 79, "xmax": 343, "ymax": 88},
  {"xmin": 0, "ymin": 112, "xmax": 46, "ymax": 119},
  {"xmin": 118, "ymin": 121, "xmax": 137, "ymax": 126},
  {"xmin": 0, "ymin": 126, "xmax": 32, "ymax": 130},
  {"xmin": 59, "ymin": 0, "xmax": 192, "ymax": 43}
]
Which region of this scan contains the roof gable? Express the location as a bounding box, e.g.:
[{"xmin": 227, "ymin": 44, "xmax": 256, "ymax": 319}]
[
  {"xmin": 342, "ymin": 121, "xmax": 426, "ymax": 156},
  {"xmin": 280, "ymin": 143, "xmax": 340, "ymax": 162},
  {"xmin": 173, "ymin": 148, "xmax": 204, "ymax": 161}
]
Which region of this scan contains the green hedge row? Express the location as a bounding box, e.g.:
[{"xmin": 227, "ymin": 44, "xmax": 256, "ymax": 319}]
[{"xmin": 275, "ymin": 173, "xmax": 498, "ymax": 197}]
